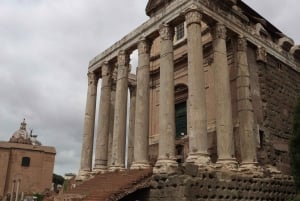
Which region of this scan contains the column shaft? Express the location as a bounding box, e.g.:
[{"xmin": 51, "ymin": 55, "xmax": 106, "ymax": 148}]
[
  {"xmin": 154, "ymin": 23, "xmax": 178, "ymax": 174},
  {"xmin": 94, "ymin": 62, "xmax": 112, "ymax": 171},
  {"xmin": 15, "ymin": 180, "xmax": 19, "ymax": 201},
  {"xmin": 78, "ymin": 72, "xmax": 98, "ymax": 179},
  {"xmin": 10, "ymin": 180, "xmax": 15, "ymax": 201},
  {"xmin": 107, "ymin": 86, "xmax": 116, "ymax": 167},
  {"xmin": 131, "ymin": 39, "xmax": 151, "ymax": 169},
  {"xmin": 110, "ymin": 50, "xmax": 129, "ymax": 170},
  {"xmin": 127, "ymin": 85, "xmax": 136, "ymax": 167},
  {"xmin": 185, "ymin": 7, "xmax": 210, "ymax": 165},
  {"xmin": 236, "ymin": 36, "xmax": 257, "ymax": 166},
  {"xmin": 212, "ymin": 23, "xmax": 237, "ymax": 167}
]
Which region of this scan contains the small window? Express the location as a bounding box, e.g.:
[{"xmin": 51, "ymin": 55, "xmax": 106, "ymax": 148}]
[
  {"xmin": 175, "ymin": 23, "xmax": 185, "ymax": 41},
  {"xmin": 21, "ymin": 157, "xmax": 30, "ymax": 167}
]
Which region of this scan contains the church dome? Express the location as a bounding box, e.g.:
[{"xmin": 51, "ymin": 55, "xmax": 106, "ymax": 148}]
[{"xmin": 9, "ymin": 119, "xmax": 40, "ymax": 145}]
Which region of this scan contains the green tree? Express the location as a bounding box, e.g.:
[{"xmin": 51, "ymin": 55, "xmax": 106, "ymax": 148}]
[
  {"xmin": 52, "ymin": 174, "xmax": 65, "ymax": 192},
  {"xmin": 291, "ymin": 96, "xmax": 300, "ymax": 191}
]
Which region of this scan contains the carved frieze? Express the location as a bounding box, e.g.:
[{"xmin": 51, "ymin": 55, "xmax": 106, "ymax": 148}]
[
  {"xmin": 159, "ymin": 23, "xmax": 174, "ymax": 41},
  {"xmin": 256, "ymin": 46, "xmax": 267, "ymax": 63}
]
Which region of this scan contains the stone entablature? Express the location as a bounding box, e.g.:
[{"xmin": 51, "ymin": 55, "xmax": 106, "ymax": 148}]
[{"xmin": 88, "ymin": 0, "xmax": 300, "ymax": 73}]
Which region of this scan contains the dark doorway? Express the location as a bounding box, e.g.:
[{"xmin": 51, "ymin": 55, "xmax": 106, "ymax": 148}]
[{"xmin": 175, "ymin": 101, "xmax": 187, "ymax": 139}]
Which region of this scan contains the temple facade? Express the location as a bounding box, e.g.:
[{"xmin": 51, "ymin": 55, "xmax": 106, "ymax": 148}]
[{"xmin": 78, "ymin": 0, "xmax": 300, "ymax": 180}]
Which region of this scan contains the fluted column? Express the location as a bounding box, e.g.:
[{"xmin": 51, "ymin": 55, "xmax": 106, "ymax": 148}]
[
  {"xmin": 212, "ymin": 23, "xmax": 237, "ymax": 168},
  {"xmin": 127, "ymin": 84, "xmax": 136, "ymax": 167},
  {"xmin": 94, "ymin": 62, "xmax": 112, "ymax": 172},
  {"xmin": 185, "ymin": 6, "xmax": 210, "ymax": 166},
  {"xmin": 236, "ymin": 36, "xmax": 258, "ymax": 168},
  {"xmin": 107, "ymin": 85, "xmax": 116, "ymax": 167},
  {"xmin": 153, "ymin": 23, "xmax": 178, "ymax": 174},
  {"xmin": 78, "ymin": 72, "xmax": 98, "ymax": 179},
  {"xmin": 110, "ymin": 50, "xmax": 130, "ymax": 170},
  {"xmin": 131, "ymin": 38, "xmax": 151, "ymax": 169}
]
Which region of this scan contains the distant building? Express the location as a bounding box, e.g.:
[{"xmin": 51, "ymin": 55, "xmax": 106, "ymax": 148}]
[{"xmin": 0, "ymin": 119, "xmax": 56, "ymax": 200}]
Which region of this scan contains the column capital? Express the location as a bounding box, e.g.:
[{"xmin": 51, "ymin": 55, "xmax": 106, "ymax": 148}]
[
  {"xmin": 117, "ymin": 50, "xmax": 130, "ymax": 66},
  {"xmin": 212, "ymin": 23, "xmax": 227, "ymax": 40},
  {"xmin": 185, "ymin": 5, "xmax": 202, "ymax": 26},
  {"xmin": 87, "ymin": 72, "xmax": 98, "ymax": 86},
  {"xmin": 138, "ymin": 37, "xmax": 150, "ymax": 55},
  {"xmin": 159, "ymin": 23, "xmax": 174, "ymax": 41},
  {"xmin": 237, "ymin": 36, "xmax": 248, "ymax": 52},
  {"xmin": 101, "ymin": 62, "xmax": 112, "ymax": 78}
]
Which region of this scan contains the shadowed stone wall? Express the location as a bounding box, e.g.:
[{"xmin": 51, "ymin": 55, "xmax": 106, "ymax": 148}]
[
  {"xmin": 246, "ymin": 46, "xmax": 300, "ymax": 174},
  {"xmin": 147, "ymin": 168, "xmax": 297, "ymax": 201}
]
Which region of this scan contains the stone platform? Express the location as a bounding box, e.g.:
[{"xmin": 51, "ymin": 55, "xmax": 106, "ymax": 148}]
[{"xmin": 147, "ymin": 166, "xmax": 297, "ymax": 201}]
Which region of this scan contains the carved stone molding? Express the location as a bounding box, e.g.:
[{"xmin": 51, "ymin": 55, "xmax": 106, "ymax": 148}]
[
  {"xmin": 117, "ymin": 50, "xmax": 130, "ymax": 67},
  {"xmin": 185, "ymin": 5, "xmax": 202, "ymax": 26},
  {"xmin": 213, "ymin": 23, "xmax": 227, "ymax": 40},
  {"xmin": 138, "ymin": 37, "xmax": 150, "ymax": 55},
  {"xmin": 159, "ymin": 23, "xmax": 174, "ymax": 41},
  {"xmin": 117, "ymin": 50, "xmax": 130, "ymax": 79},
  {"xmin": 237, "ymin": 36, "xmax": 247, "ymax": 52},
  {"xmin": 101, "ymin": 62, "xmax": 111, "ymax": 77},
  {"xmin": 256, "ymin": 46, "xmax": 267, "ymax": 63},
  {"xmin": 87, "ymin": 72, "xmax": 98, "ymax": 86}
]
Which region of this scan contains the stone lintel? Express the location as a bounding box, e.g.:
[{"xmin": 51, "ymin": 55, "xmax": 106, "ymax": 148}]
[
  {"xmin": 88, "ymin": 0, "xmax": 191, "ymax": 71},
  {"xmin": 88, "ymin": 0, "xmax": 299, "ymax": 73}
]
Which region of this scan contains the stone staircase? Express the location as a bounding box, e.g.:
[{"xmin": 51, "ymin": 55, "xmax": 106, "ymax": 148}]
[{"xmin": 55, "ymin": 169, "xmax": 152, "ymax": 201}]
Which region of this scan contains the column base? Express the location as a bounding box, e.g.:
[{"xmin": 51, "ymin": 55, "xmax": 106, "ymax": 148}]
[
  {"xmin": 108, "ymin": 165, "xmax": 125, "ymax": 172},
  {"xmin": 93, "ymin": 167, "xmax": 108, "ymax": 174},
  {"xmin": 130, "ymin": 161, "xmax": 151, "ymax": 170},
  {"xmin": 238, "ymin": 162, "xmax": 263, "ymax": 176},
  {"xmin": 153, "ymin": 159, "xmax": 178, "ymax": 174},
  {"xmin": 215, "ymin": 158, "xmax": 238, "ymax": 170},
  {"xmin": 186, "ymin": 153, "xmax": 210, "ymax": 166},
  {"xmin": 76, "ymin": 169, "xmax": 91, "ymax": 181}
]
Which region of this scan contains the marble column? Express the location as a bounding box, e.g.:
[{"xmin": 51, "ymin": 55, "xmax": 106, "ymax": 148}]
[
  {"xmin": 185, "ymin": 6, "xmax": 210, "ymax": 166},
  {"xmin": 78, "ymin": 72, "xmax": 98, "ymax": 179},
  {"xmin": 236, "ymin": 36, "xmax": 258, "ymax": 168},
  {"xmin": 153, "ymin": 23, "xmax": 178, "ymax": 174},
  {"xmin": 107, "ymin": 85, "xmax": 116, "ymax": 167},
  {"xmin": 15, "ymin": 180, "xmax": 20, "ymax": 201},
  {"xmin": 131, "ymin": 38, "xmax": 151, "ymax": 169},
  {"xmin": 94, "ymin": 62, "xmax": 112, "ymax": 172},
  {"xmin": 127, "ymin": 84, "xmax": 136, "ymax": 167},
  {"xmin": 110, "ymin": 50, "xmax": 130, "ymax": 170},
  {"xmin": 10, "ymin": 180, "xmax": 15, "ymax": 201},
  {"xmin": 212, "ymin": 23, "xmax": 237, "ymax": 168}
]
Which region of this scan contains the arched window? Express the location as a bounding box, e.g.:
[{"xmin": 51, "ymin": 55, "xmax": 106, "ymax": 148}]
[{"xmin": 21, "ymin": 157, "xmax": 30, "ymax": 167}]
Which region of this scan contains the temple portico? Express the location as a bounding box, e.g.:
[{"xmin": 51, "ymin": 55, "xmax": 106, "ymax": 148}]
[{"xmin": 78, "ymin": 0, "xmax": 300, "ymax": 179}]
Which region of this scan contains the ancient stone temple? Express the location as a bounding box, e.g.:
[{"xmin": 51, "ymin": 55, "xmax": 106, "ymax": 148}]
[
  {"xmin": 76, "ymin": 0, "xmax": 300, "ymax": 200},
  {"xmin": 0, "ymin": 120, "xmax": 56, "ymax": 200}
]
